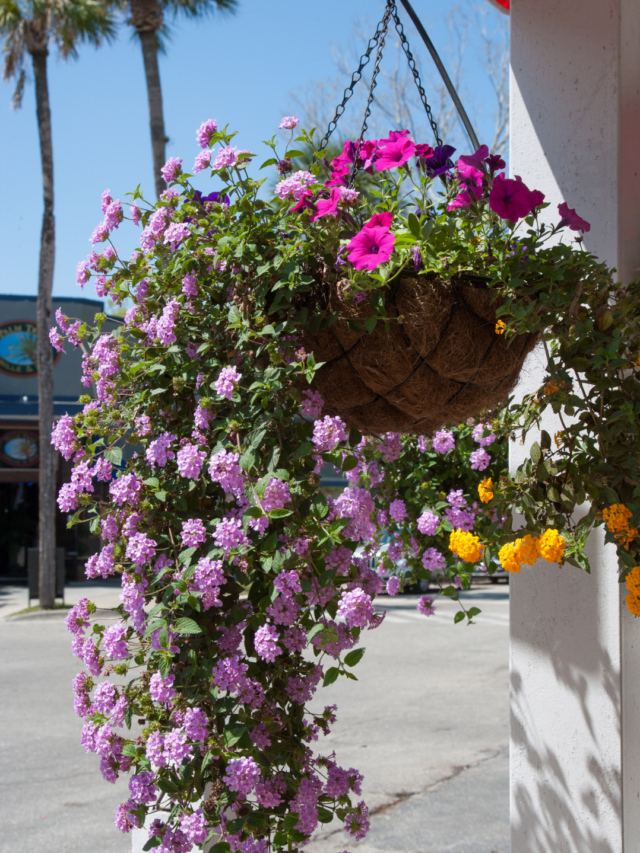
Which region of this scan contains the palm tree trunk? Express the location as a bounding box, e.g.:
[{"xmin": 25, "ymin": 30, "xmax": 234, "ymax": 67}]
[
  {"xmin": 139, "ymin": 28, "xmax": 166, "ymax": 198},
  {"xmin": 32, "ymin": 47, "xmax": 56, "ymax": 610}
]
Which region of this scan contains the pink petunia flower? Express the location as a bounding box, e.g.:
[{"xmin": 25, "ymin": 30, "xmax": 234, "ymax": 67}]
[
  {"xmin": 447, "ymin": 189, "xmax": 478, "ymax": 211},
  {"xmin": 456, "ymin": 144, "xmax": 489, "ymax": 189},
  {"xmin": 557, "ymin": 202, "xmax": 590, "ymax": 233},
  {"xmin": 347, "ymin": 226, "xmax": 395, "ymax": 271},
  {"xmin": 379, "ymin": 129, "xmax": 411, "ymax": 145},
  {"xmin": 375, "ymin": 137, "xmax": 415, "ymax": 171},
  {"xmin": 311, "ymin": 187, "xmax": 342, "ymax": 223},
  {"xmin": 364, "ymin": 211, "xmax": 393, "ymax": 229},
  {"xmin": 489, "ymin": 174, "xmax": 545, "ymax": 222}
]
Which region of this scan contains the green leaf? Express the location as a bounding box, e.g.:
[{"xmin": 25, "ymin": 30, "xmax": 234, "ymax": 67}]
[
  {"xmin": 323, "ymin": 666, "xmax": 340, "ymax": 687},
  {"xmin": 293, "ymin": 441, "xmax": 313, "ymax": 459},
  {"xmin": 174, "ymin": 617, "xmax": 203, "ymax": 635},
  {"xmin": 540, "ymin": 430, "xmax": 552, "ymax": 451},
  {"xmin": 421, "ymin": 219, "xmax": 434, "ymax": 240},
  {"xmin": 282, "ymin": 814, "xmax": 299, "ymax": 834},
  {"xmin": 344, "ymin": 647, "xmax": 366, "ymax": 667},
  {"xmin": 407, "ymin": 212, "xmax": 421, "ymax": 239},
  {"xmin": 226, "ymin": 817, "xmax": 246, "ymax": 835},
  {"xmin": 143, "ymin": 618, "xmax": 167, "ymax": 639},
  {"xmin": 307, "ymin": 623, "xmax": 325, "ymax": 642},
  {"xmin": 467, "ymin": 607, "xmax": 481, "ymax": 619},
  {"xmin": 155, "ymin": 490, "xmax": 167, "ymax": 502},
  {"xmin": 547, "ymin": 486, "xmax": 561, "ymax": 502},
  {"xmin": 223, "ymin": 725, "xmax": 247, "ymax": 747},
  {"xmin": 346, "ymin": 319, "xmax": 365, "ymax": 333},
  {"xmin": 311, "ymin": 492, "xmax": 329, "ymax": 519},
  {"xmin": 530, "ymin": 442, "xmax": 542, "ymax": 464},
  {"xmin": 270, "ymin": 508, "xmax": 293, "ymax": 518},
  {"xmin": 144, "ymin": 477, "xmax": 159, "ymax": 489},
  {"xmin": 342, "ymin": 455, "xmax": 359, "ymax": 472},
  {"xmin": 364, "ymin": 317, "xmax": 377, "ymax": 334},
  {"xmin": 259, "ymin": 158, "xmax": 278, "ymax": 170},
  {"xmin": 179, "ymin": 547, "xmax": 197, "ymax": 565},
  {"xmin": 104, "ymin": 446, "xmax": 123, "ymax": 466},
  {"xmin": 240, "ymin": 448, "xmax": 257, "ymax": 472},
  {"xmin": 454, "ymin": 610, "xmax": 465, "ymax": 624}
]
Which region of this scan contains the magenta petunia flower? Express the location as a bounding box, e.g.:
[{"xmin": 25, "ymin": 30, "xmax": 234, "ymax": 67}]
[
  {"xmin": 347, "ymin": 225, "xmax": 395, "ymax": 270},
  {"xmin": 456, "ymin": 144, "xmax": 488, "ymax": 189},
  {"xmin": 289, "ymin": 190, "xmax": 314, "ymax": 214},
  {"xmin": 379, "ymin": 129, "xmax": 411, "ymax": 145},
  {"xmin": 489, "ymin": 173, "xmax": 545, "ymax": 221},
  {"xmin": 375, "ymin": 138, "xmax": 415, "ymax": 171},
  {"xmin": 557, "ymin": 202, "xmax": 591, "ymax": 233},
  {"xmin": 447, "ymin": 188, "xmax": 478, "ymax": 211},
  {"xmin": 415, "ymin": 143, "xmax": 434, "ymax": 160},
  {"xmin": 485, "ymin": 153, "xmax": 506, "ymax": 173},
  {"xmin": 311, "ymin": 187, "xmax": 342, "ymax": 223},
  {"xmin": 364, "ymin": 211, "xmax": 393, "ymax": 229}
]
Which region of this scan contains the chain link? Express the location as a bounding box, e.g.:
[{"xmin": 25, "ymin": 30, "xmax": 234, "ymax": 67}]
[
  {"xmin": 316, "ymin": 10, "xmax": 392, "ymax": 153},
  {"xmin": 348, "ymin": 4, "xmax": 393, "ymax": 186},
  {"xmin": 390, "ymin": 7, "xmax": 442, "ymax": 147},
  {"xmin": 317, "ymin": 0, "xmax": 444, "ymax": 184}
]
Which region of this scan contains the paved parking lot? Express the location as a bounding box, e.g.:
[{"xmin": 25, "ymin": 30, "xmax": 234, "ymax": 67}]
[{"xmin": 0, "ymin": 583, "xmax": 509, "ymax": 853}]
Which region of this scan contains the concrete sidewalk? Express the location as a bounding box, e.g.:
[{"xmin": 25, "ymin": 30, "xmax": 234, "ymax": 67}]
[
  {"xmin": 0, "ymin": 586, "xmax": 509, "ymax": 853},
  {"xmin": 0, "ymin": 580, "xmax": 123, "ymax": 620}
]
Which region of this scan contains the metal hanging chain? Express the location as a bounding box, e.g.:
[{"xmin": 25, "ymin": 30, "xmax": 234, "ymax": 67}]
[
  {"xmin": 316, "ymin": 10, "xmax": 392, "ymax": 153},
  {"xmin": 317, "ymin": 0, "xmax": 480, "ymax": 172},
  {"xmin": 390, "ymin": 6, "xmax": 442, "ymax": 147},
  {"xmin": 348, "ymin": 5, "xmax": 393, "ymax": 186},
  {"xmin": 397, "ymin": 0, "xmax": 480, "ymax": 151}
]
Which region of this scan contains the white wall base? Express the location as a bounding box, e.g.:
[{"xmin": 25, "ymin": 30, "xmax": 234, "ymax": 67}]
[{"xmin": 510, "ymin": 0, "xmax": 640, "ymax": 849}]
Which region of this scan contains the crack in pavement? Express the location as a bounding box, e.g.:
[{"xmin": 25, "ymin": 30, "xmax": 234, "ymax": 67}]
[{"xmin": 311, "ymin": 746, "xmax": 508, "ymax": 843}]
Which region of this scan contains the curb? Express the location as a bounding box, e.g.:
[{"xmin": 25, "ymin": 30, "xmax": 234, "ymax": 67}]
[
  {"xmin": 3, "ymin": 609, "xmax": 71, "ymax": 622},
  {"xmin": 3, "ymin": 607, "xmax": 116, "ymax": 622}
]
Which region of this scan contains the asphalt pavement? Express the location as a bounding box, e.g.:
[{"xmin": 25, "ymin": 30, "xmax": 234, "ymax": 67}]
[{"xmin": 0, "ymin": 583, "xmax": 509, "ymax": 853}]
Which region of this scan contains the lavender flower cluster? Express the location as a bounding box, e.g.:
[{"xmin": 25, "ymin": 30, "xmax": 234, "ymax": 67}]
[{"xmin": 52, "ymin": 115, "xmax": 506, "ymax": 853}]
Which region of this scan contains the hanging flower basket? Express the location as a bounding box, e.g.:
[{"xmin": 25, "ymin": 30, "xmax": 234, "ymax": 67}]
[{"xmin": 305, "ymin": 269, "xmax": 537, "ymax": 436}]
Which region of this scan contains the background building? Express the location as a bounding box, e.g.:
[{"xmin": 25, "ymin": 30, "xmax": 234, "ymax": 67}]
[{"xmin": 0, "ymin": 294, "xmax": 108, "ymax": 580}]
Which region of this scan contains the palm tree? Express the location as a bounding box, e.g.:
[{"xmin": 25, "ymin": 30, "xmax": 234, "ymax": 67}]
[
  {"xmin": 124, "ymin": 0, "xmax": 237, "ymax": 198},
  {"xmin": 1, "ymin": 0, "xmax": 115, "ymax": 609}
]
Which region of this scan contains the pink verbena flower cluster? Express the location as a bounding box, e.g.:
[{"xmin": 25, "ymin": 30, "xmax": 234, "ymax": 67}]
[{"xmin": 215, "ymin": 366, "xmax": 242, "ymax": 401}]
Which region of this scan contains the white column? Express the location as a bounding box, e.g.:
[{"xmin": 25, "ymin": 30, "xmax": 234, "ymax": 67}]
[{"xmin": 509, "ymin": 1, "xmax": 640, "ymax": 851}]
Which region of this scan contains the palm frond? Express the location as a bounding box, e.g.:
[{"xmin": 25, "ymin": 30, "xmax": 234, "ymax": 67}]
[
  {"xmin": 54, "ymin": 0, "xmax": 117, "ymax": 58},
  {"xmin": 164, "ymin": 0, "xmax": 236, "ymax": 21},
  {"xmin": 11, "ymin": 65, "xmax": 25, "ymax": 104}
]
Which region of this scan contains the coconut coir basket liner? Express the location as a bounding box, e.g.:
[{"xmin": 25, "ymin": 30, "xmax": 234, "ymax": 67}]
[{"xmin": 304, "ymin": 271, "xmax": 536, "ymax": 436}]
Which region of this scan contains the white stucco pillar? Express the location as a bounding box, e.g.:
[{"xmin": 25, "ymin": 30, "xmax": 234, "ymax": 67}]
[{"xmin": 509, "ymin": 1, "xmax": 640, "ymax": 850}]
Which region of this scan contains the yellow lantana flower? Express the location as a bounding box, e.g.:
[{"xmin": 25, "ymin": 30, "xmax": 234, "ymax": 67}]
[
  {"xmin": 499, "ymin": 542, "xmax": 521, "ymax": 573},
  {"xmin": 537, "ymin": 529, "xmax": 566, "ymax": 564},
  {"xmin": 495, "ymin": 320, "xmax": 506, "ymax": 335},
  {"xmin": 603, "ymin": 504, "xmax": 638, "ymax": 549},
  {"xmin": 449, "ymin": 529, "xmax": 484, "ymax": 563},
  {"xmin": 478, "ymin": 478, "xmax": 493, "ymax": 504},
  {"xmin": 626, "ymin": 566, "xmax": 640, "ymax": 616},
  {"xmin": 515, "ymin": 534, "xmax": 539, "ymax": 566}
]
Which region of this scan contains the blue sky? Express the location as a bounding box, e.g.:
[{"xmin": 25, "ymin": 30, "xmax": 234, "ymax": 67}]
[{"xmin": 0, "ymin": 0, "xmax": 507, "ymax": 303}]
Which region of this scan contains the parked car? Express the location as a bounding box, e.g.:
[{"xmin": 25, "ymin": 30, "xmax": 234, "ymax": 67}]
[{"xmin": 357, "ymin": 536, "xmax": 431, "ymax": 594}]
